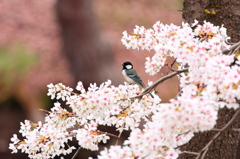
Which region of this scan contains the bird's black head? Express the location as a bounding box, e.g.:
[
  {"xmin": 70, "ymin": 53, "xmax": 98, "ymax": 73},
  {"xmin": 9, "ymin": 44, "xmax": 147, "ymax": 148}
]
[{"xmin": 122, "ymin": 61, "xmax": 133, "ymax": 70}]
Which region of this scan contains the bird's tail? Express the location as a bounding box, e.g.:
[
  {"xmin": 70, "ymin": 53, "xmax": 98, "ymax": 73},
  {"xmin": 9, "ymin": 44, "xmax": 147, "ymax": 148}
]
[
  {"xmin": 148, "ymin": 92, "xmax": 154, "ymax": 98},
  {"xmin": 142, "ymin": 85, "xmax": 154, "ymax": 98}
]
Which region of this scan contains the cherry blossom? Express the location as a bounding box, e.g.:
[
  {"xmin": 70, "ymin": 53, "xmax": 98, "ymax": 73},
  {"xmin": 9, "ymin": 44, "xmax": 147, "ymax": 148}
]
[{"xmin": 9, "ymin": 21, "xmax": 240, "ymax": 159}]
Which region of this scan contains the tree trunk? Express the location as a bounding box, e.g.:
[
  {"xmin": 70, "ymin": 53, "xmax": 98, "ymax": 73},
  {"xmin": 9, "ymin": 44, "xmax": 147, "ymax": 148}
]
[
  {"xmin": 56, "ymin": 0, "xmax": 116, "ymax": 87},
  {"xmin": 181, "ymin": 0, "xmax": 240, "ymax": 158},
  {"xmin": 182, "ymin": 0, "xmax": 240, "ymax": 43}
]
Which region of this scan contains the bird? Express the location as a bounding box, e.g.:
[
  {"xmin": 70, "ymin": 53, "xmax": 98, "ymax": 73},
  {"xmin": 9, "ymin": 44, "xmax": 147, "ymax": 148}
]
[{"xmin": 122, "ymin": 61, "xmax": 154, "ymax": 98}]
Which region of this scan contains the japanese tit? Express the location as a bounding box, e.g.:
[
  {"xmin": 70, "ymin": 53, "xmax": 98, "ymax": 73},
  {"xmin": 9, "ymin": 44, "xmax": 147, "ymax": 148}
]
[{"xmin": 122, "ymin": 61, "xmax": 154, "ymax": 98}]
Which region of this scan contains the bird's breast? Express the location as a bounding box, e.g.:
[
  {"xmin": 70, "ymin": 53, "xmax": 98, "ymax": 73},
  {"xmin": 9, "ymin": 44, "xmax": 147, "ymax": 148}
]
[{"xmin": 122, "ymin": 70, "xmax": 136, "ymax": 84}]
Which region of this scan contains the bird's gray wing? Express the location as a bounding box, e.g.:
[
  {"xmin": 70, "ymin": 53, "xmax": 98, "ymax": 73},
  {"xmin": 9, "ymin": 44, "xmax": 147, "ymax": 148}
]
[
  {"xmin": 126, "ymin": 69, "xmax": 154, "ymax": 98},
  {"xmin": 126, "ymin": 69, "xmax": 146, "ymax": 88}
]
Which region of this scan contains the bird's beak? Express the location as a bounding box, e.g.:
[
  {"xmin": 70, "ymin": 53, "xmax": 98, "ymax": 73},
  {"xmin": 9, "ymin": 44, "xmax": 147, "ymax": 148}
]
[{"xmin": 122, "ymin": 63, "xmax": 124, "ymax": 66}]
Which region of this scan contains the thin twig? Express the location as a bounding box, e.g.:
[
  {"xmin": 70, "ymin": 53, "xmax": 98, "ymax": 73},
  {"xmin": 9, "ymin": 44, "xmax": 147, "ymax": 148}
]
[
  {"xmin": 181, "ymin": 151, "xmax": 199, "ymax": 156},
  {"xmin": 200, "ymin": 148, "xmax": 208, "ymax": 159},
  {"xmin": 65, "ymin": 132, "xmax": 77, "ymax": 138},
  {"xmin": 222, "ymin": 41, "xmax": 240, "ymax": 55},
  {"xmin": 145, "ymin": 115, "xmax": 152, "ymax": 122},
  {"xmin": 177, "ymin": 131, "xmax": 191, "ymax": 138},
  {"xmin": 166, "ymin": 59, "xmax": 177, "ymax": 74},
  {"xmin": 171, "ymin": 59, "xmax": 177, "ymax": 68},
  {"xmin": 71, "ymin": 147, "xmax": 81, "ymax": 159},
  {"xmin": 179, "ymin": 108, "xmax": 240, "ymax": 158},
  {"xmin": 65, "ymin": 130, "xmax": 119, "ymax": 139},
  {"xmin": 39, "ymin": 109, "xmax": 78, "ymax": 117},
  {"xmin": 167, "ymin": 65, "xmax": 177, "ymax": 73},
  {"xmin": 232, "ymin": 128, "xmax": 240, "ymax": 132},
  {"xmin": 115, "ymin": 129, "xmax": 123, "ymax": 145},
  {"xmin": 196, "ymin": 108, "xmax": 240, "ymax": 158},
  {"xmin": 98, "ymin": 130, "xmax": 119, "ymax": 139}
]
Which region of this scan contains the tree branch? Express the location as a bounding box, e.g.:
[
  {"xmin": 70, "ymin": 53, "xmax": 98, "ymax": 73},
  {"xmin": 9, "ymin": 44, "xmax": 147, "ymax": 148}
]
[
  {"xmin": 196, "ymin": 108, "xmax": 240, "ymax": 159},
  {"xmin": 181, "ymin": 151, "xmax": 199, "ymax": 156},
  {"xmin": 115, "ymin": 129, "xmax": 123, "ymax": 145},
  {"xmin": 222, "ymin": 41, "xmax": 240, "ymax": 55},
  {"xmin": 130, "ymin": 68, "xmax": 189, "ymax": 99},
  {"xmin": 130, "ymin": 41, "xmax": 240, "ymax": 100},
  {"xmin": 179, "ymin": 108, "xmax": 240, "ymax": 158},
  {"xmin": 71, "ymin": 147, "xmax": 81, "ymax": 159}
]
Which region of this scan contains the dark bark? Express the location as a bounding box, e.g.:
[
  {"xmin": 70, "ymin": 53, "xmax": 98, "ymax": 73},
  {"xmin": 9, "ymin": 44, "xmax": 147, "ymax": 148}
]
[
  {"xmin": 181, "ymin": 0, "xmax": 240, "ymax": 158},
  {"xmin": 179, "ymin": 108, "xmax": 240, "ymax": 159},
  {"xmin": 56, "ymin": 0, "xmax": 116, "ymax": 87},
  {"xmin": 182, "ymin": 0, "xmax": 240, "ymax": 43},
  {"xmin": 236, "ymin": 132, "xmax": 240, "ymax": 159}
]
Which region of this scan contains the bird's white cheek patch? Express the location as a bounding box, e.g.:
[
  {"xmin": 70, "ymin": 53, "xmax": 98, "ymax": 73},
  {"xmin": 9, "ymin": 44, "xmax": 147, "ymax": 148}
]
[{"xmin": 126, "ymin": 65, "xmax": 132, "ymax": 69}]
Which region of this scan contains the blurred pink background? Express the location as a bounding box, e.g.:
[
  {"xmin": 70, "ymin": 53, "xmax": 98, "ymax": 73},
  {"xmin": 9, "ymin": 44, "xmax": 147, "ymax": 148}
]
[{"xmin": 0, "ymin": 0, "xmax": 183, "ymax": 158}]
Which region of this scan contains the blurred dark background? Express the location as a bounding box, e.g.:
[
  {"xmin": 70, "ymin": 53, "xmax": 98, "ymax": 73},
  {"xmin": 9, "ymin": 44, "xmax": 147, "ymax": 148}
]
[{"xmin": 0, "ymin": 0, "xmax": 183, "ymax": 158}]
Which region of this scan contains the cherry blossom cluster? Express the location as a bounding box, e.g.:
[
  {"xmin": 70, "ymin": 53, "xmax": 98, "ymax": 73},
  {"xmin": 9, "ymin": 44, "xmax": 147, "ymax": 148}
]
[
  {"xmin": 122, "ymin": 20, "xmax": 230, "ymax": 75},
  {"xmin": 95, "ymin": 20, "xmax": 240, "ymax": 158},
  {"xmin": 121, "ymin": 20, "xmax": 240, "ymax": 110},
  {"xmin": 9, "ymin": 80, "xmax": 161, "ymax": 158},
  {"xmin": 116, "ymin": 21, "xmax": 240, "ymax": 158},
  {"xmin": 9, "ymin": 21, "xmax": 240, "ymax": 159},
  {"xmin": 9, "ymin": 120, "xmax": 75, "ymax": 159},
  {"xmin": 96, "ymin": 84, "xmax": 221, "ymax": 158}
]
